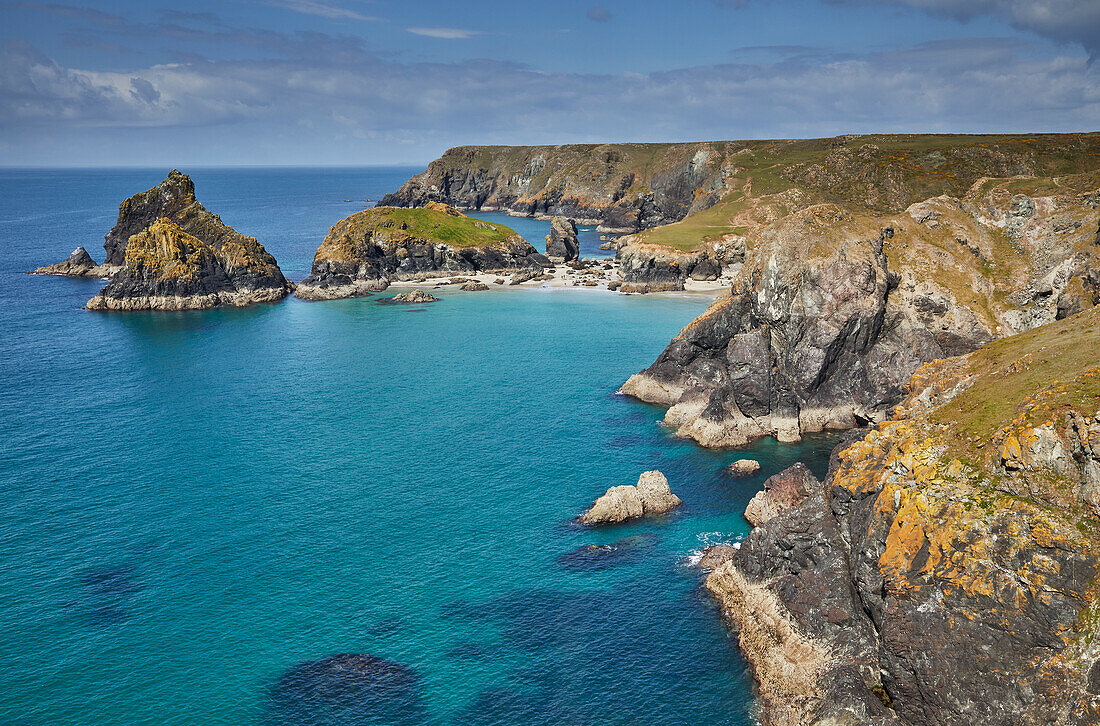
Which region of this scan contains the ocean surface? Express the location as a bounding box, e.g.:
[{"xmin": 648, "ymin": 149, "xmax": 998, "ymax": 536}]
[{"xmin": 0, "ymin": 168, "xmax": 839, "ymax": 725}]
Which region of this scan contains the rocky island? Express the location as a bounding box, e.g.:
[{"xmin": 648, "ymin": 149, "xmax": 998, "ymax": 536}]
[
  {"xmin": 705, "ymin": 304, "xmax": 1100, "ymax": 725},
  {"xmin": 44, "ymin": 169, "xmax": 292, "ymax": 311},
  {"xmin": 295, "ymin": 202, "xmax": 549, "ymax": 301}
]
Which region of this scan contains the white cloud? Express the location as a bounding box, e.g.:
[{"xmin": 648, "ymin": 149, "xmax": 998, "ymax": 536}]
[
  {"xmin": 262, "ymin": 0, "xmax": 379, "ymax": 22},
  {"xmin": 406, "ymin": 27, "xmax": 483, "ymax": 39}
]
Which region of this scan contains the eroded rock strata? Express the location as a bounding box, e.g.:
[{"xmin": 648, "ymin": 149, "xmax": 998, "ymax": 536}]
[
  {"xmin": 707, "ymin": 306, "xmax": 1100, "ymax": 725},
  {"xmin": 621, "ymin": 177, "xmax": 1100, "ymax": 444},
  {"xmin": 545, "ymin": 216, "xmax": 579, "ymax": 262},
  {"xmin": 87, "ymin": 218, "xmax": 291, "ymax": 311},
  {"xmin": 296, "ymin": 204, "xmax": 548, "ymax": 301}
]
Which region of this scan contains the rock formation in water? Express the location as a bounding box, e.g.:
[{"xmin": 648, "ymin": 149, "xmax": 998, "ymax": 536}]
[
  {"xmin": 30, "ymin": 246, "xmax": 112, "ymax": 277},
  {"xmin": 726, "ymin": 459, "xmax": 761, "ymax": 476},
  {"xmin": 706, "ymin": 305, "xmax": 1100, "ymax": 725},
  {"xmin": 86, "ymin": 217, "xmax": 292, "ymax": 311},
  {"xmin": 579, "ymin": 470, "xmax": 681, "ymax": 524},
  {"xmin": 621, "ymin": 172, "xmax": 1100, "ymax": 444},
  {"xmin": 296, "ymin": 203, "xmax": 548, "ymax": 301},
  {"xmin": 742, "ymin": 462, "xmax": 818, "ymax": 527},
  {"xmin": 381, "ymin": 289, "xmax": 439, "ymax": 304},
  {"xmin": 545, "ymin": 216, "xmax": 579, "ymax": 262}
]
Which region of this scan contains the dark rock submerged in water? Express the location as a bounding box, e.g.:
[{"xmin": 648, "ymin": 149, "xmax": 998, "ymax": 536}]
[
  {"xmin": 555, "ymin": 533, "xmax": 659, "ymax": 571},
  {"xmin": 544, "ymin": 216, "xmax": 579, "ymax": 262},
  {"xmin": 265, "ymin": 653, "xmax": 426, "ymax": 726}
]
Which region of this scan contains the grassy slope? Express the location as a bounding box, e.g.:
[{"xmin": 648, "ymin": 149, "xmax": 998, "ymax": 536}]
[
  {"xmin": 340, "ymin": 207, "xmax": 518, "ymax": 248},
  {"xmin": 634, "ymin": 133, "xmax": 1100, "ymax": 251}
]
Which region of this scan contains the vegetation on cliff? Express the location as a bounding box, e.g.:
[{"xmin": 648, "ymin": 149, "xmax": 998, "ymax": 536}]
[{"xmin": 706, "ymin": 305, "xmax": 1100, "ymax": 725}]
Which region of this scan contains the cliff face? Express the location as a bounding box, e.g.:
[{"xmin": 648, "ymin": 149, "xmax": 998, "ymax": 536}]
[
  {"xmin": 87, "ymin": 218, "xmax": 291, "ymax": 311},
  {"xmin": 706, "ymin": 305, "xmax": 1100, "ymax": 725},
  {"xmin": 621, "ymin": 174, "xmax": 1100, "ymax": 444},
  {"xmin": 296, "ymin": 203, "xmax": 548, "ymax": 300},
  {"xmin": 380, "ymin": 142, "xmax": 735, "ymax": 233}
]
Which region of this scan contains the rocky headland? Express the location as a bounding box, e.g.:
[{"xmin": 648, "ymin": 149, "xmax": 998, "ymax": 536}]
[
  {"xmin": 295, "ymin": 203, "xmax": 549, "ymax": 301},
  {"xmin": 704, "ymin": 304, "xmax": 1100, "ymax": 725},
  {"xmin": 620, "ymin": 165, "xmax": 1100, "ymax": 444}
]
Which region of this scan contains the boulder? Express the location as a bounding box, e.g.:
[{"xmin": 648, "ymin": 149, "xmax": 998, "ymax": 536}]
[
  {"xmin": 460, "ymin": 281, "xmax": 489, "ymax": 291},
  {"xmin": 725, "ymin": 459, "xmax": 761, "ymax": 476},
  {"xmin": 579, "ymin": 470, "xmax": 681, "ymax": 524},
  {"xmin": 381, "ymin": 289, "xmax": 439, "ymax": 304},
  {"xmin": 742, "ymin": 462, "xmax": 819, "ymax": 527},
  {"xmin": 545, "ymin": 217, "xmax": 579, "ymax": 262},
  {"xmin": 696, "ymin": 543, "xmax": 740, "ymax": 571}
]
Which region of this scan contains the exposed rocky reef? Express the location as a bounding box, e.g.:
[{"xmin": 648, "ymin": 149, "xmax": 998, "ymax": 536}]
[
  {"xmin": 296, "ymin": 203, "xmax": 548, "ymax": 301},
  {"xmin": 545, "ymin": 216, "xmax": 579, "ymax": 262},
  {"xmin": 621, "ymin": 175, "xmax": 1100, "ymax": 444},
  {"xmin": 87, "ymin": 217, "xmax": 291, "ymax": 311},
  {"xmin": 30, "ymin": 246, "xmax": 112, "ymax": 277},
  {"xmin": 380, "ymin": 289, "xmax": 439, "ymax": 304},
  {"xmin": 579, "ymin": 470, "xmax": 681, "ymax": 524},
  {"xmin": 706, "ymin": 306, "xmax": 1100, "ymax": 725}
]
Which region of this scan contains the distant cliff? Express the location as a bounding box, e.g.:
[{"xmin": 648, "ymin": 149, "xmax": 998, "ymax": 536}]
[{"xmin": 705, "ymin": 304, "xmax": 1100, "ymax": 725}]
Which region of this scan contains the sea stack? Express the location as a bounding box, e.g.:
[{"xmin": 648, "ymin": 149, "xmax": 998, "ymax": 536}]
[
  {"xmin": 83, "ymin": 170, "xmax": 291, "ymax": 311},
  {"xmin": 579, "ymin": 470, "xmax": 681, "ymax": 524},
  {"xmin": 545, "ymin": 216, "xmax": 579, "ymax": 262},
  {"xmin": 296, "ymin": 203, "xmax": 548, "ymax": 301},
  {"xmin": 30, "ymin": 246, "xmax": 110, "ymax": 277},
  {"xmin": 86, "ymin": 218, "xmax": 291, "ymax": 311}
]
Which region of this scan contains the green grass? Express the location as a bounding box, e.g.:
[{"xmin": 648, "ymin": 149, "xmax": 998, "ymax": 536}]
[{"xmin": 343, "ymin": 207, "xmax": 518, "ymax": 248}]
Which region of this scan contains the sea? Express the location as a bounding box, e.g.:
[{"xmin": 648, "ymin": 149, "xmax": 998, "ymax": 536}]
[{"xmin": 0, "ymin": 167, "xmax": 839, "ymax": 725}]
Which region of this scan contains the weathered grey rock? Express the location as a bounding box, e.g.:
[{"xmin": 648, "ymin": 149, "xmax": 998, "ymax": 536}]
[
  {"xmin": 695, "ymin": 543, "xmax": 740, "ymax": 571},
  {"xmin": 460, "ymin": 281, "xmax": 489, "ymax": 291},
  {"xmin": 381, "ymin": 289, "xmax": 438, "ymax": 304},
  {"xmin": 545, "ymin": 217, "xmax": 579, "ymax": 261},
  {"xmin": 726, "ymin": 459, "xmax": 761, "ymax": 476},
  {"xmin": 743, "ymin": 462, "xmax": 819, "ymax": 527},
  {"xmin": 30, "ymin": 246, "xmax": 113, "ymax": 277},
  {"xmin": 579, "ymin": 470, "xmax": 681, "ymax": 524}
]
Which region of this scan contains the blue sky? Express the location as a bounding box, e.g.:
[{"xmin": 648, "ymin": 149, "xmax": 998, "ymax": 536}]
[{"xmin": 1, "ymin": 0, "xmax": 1098, "ymax": 165}]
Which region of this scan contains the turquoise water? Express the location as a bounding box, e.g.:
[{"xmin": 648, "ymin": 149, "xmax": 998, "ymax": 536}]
[{"xmin": 0, "ymin": 168, "xmax": 839, "ymax": 725}]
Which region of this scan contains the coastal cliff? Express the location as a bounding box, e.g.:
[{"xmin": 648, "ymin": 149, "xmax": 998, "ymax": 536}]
[
  {"xmin": 705, "ymin": 304, "xmax": 1100, "ymax": 725},
  {"xmin": 87, "ymin": 218, "xmax": 291, "ymax": 311},
  {"xmin": 620, "ymin": 170, "xmax": 1100, "ymax": 443},
  {"xmin": 296, "ymin": 203, "xmax": 548, "ymax": 300}
]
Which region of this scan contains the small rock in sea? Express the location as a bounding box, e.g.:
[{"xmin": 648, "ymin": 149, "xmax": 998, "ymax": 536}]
[
  {"xmin": 460, "ymin": 281, "xmax": 489, "ymax": 291},
  {"xmin": 743, "ymin": 462, "xmax": 819, "ymax": 527},
  {"xmin": 726, "ymin": 459, "xmax": 761, "ymax": 476},
  {"xmin": 381, "ymin": 289, "xmax": 439, "ymax": 304},
  {"xmin": 579, "ymin": 470, "xmax": 681, "ymax": 525},
  {"xmin": 695, "ymin": 543, "xmax": 740, "ymax": 571}
]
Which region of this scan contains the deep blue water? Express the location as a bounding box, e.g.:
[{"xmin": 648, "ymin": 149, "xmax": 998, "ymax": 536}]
[{"xmin": 0, "ymin": 168, "xmax": 838, "ymax": 725}]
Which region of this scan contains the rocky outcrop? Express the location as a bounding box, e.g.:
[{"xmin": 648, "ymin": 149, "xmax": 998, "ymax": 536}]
[
  {"xmin": 460, "ymin": 280, "xmax": 489, "ymax": 291},
  {"xmin": 296, "ymin": 205, "xmax": 548, "ymax": 301},
  {"xmin": 545, "ymin": 217, "xmax": 579, "ymax": 261},
  {"xmin": 742, "ymin": 462, "xmax": 818, "ymax": 527},
  {"xmin": 380, "ymin": 289, "xmax": 439, "ymax": 304},
  {"xmin": 706, "ymin": 305, "xmax": 1100, "ymax": 725},
  {"xmin": 579, "ymin": 470, "xmax": 681, "ymax": 524},
  {"xmin": 726, "ymin": 459, "xmax": 761, "ymax": 476},
  {"xmin": 616, "ymin": 239, "xmax": 741, "ymax": 292},
  {"xmin": 30, "ymin": 246, "xmax": 113, "ymax": 277},
  {"xmin": 622, "ymin": 178, "xmax": 1099, "ymax": 444},
  {"xmin": 86, "ymin": 218, "xmax": 291, "ymax": 311}
]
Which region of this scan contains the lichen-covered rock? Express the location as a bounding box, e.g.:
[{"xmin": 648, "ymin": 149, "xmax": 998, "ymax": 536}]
[
  {"xmin": 30, "ymin": 246, "xmax": 113, "ymax": 277},
  {"xmin": 743, "ymin": 462, "xmax": 819, "ymax": 527},
  {"xmin": 296, "ymin": 205, "xmax": 548, "ymax": 301},
  {"xmin": 706, "ymin": 305, "xmax": 1100, "ymax": 725},
  {"xmin": 579, "ymin": 470, "xmax": 681, "ymax": 524},
  {"xmin": 545, "ymin": 217, "xmax": 579, "ymax": 261},
  {"xmin": 86, "ymin": 218, "xmax": 290, "ymax": 311}
]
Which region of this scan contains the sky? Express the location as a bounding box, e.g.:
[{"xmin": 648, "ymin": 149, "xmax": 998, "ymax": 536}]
[{"xmin": 0, "ymin": 0, "xmax": 1098, "ymax": 166}]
